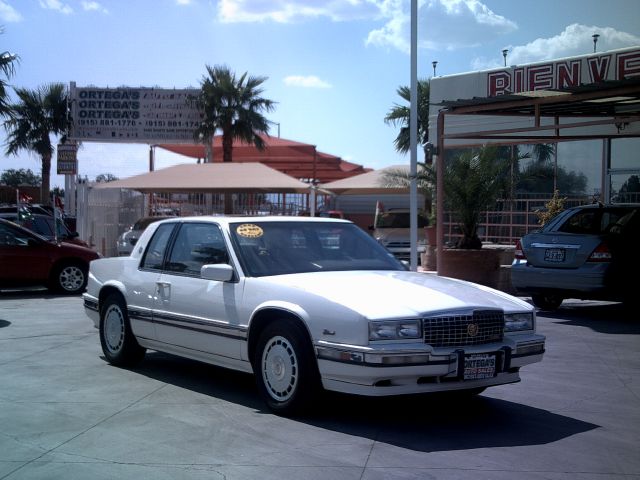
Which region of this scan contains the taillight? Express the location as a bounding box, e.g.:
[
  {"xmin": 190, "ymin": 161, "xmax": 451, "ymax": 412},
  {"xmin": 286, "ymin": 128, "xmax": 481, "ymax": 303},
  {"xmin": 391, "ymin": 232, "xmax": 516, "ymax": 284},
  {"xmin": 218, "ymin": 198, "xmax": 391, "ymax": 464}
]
[
  {"xmin": 587, "ymin": 243, "xmax": 612, "ymax": 262},
  {"xmin": 514, "ymin": 239, "xmax": 526, "ymax": 260}
]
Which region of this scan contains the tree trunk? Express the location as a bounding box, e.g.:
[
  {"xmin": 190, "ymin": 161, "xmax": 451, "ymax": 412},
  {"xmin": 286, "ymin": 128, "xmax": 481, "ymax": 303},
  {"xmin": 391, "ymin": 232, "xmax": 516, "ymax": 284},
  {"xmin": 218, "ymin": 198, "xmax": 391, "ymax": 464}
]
[{"xmin": 41, "ymin": 154, "xmax": 51, "ymax": 206}]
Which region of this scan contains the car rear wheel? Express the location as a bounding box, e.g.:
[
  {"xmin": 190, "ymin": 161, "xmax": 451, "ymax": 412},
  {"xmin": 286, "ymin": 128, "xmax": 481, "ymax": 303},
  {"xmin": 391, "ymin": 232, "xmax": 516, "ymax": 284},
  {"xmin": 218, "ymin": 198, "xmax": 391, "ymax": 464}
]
[
  {"xmin": 532, "ymin": 293, "xmax": 563, "ymax": 311},
  {"xmin": 50, "ymin": 262, "xmax": 87, "ymax": 294},
  {"xmin": 254, "ymin": 320, "xmax": 320, "ymax": 416},
  {"xmin": 100, "ymin": 294, "xmax": 146, "ymax": 367}
]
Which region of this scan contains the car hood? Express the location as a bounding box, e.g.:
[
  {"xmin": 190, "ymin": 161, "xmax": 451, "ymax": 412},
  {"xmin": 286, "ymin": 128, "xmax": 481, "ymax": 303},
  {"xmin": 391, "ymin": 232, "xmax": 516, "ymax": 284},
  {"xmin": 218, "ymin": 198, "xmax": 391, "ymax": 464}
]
[{"xmin": 260, "ymin": 271, "xmax": 531, "ymax": 318}]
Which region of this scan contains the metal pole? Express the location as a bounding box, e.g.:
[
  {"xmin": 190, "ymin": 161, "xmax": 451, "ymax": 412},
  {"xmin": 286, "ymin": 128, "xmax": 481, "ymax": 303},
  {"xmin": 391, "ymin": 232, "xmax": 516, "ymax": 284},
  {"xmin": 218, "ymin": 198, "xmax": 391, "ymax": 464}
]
[
  {"xmin": 409, "ymin": 0, "xmax": 418, "ymax": 271},
  {"xmin": 436, "ymin": 111, "xmax": 445, "ymax": 274}
]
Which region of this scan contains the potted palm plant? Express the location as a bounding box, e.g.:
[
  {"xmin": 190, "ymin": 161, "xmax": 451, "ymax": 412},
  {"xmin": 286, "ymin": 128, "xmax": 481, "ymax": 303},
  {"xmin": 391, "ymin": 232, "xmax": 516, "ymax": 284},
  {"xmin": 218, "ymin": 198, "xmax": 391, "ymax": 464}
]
[{"xmin": 438, "ymin": 145, "xmax": 509, "ymax": 287}]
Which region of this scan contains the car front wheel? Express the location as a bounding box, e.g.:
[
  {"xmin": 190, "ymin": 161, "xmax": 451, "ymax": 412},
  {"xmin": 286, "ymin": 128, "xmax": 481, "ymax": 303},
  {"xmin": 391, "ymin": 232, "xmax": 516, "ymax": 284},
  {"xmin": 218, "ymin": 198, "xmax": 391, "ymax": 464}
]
[
  {"xmin": 532, "ymin": 293, "xmax": 563, "ymax": 311},
  {"xmin": 254, "ymin": 321, "xmax": 320, "ymax": 415},
  {"xmin": 50, "ymin": 262, "xmax": 87, "ymax": 294},
  {"xmin": 99, "ymin": 293, "xmax": 146, "ymax": 367}
]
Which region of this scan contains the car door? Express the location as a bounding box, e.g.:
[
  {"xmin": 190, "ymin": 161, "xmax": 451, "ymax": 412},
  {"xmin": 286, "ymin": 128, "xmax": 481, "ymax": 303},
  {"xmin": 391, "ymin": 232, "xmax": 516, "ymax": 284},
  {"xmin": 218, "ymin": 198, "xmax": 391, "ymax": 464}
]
[
  {"xmin": 129, "ymin": 222, "xmax": 177, "ymax": 341},
  {"xmin": 0, "ymin": 221, "xmax": 51, "ymax": 284},
  {"xmin": 152, "ymin": 222, "xmax": 245, "ymax": 361}
]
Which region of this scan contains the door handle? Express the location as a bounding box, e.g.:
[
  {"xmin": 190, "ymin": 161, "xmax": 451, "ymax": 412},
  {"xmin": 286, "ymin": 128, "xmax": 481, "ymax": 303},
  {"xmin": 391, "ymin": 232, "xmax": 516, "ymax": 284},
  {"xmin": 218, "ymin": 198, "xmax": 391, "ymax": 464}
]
[{"xmin": 156, "ymin": 281, "xmax": 171, "ymax": 297}]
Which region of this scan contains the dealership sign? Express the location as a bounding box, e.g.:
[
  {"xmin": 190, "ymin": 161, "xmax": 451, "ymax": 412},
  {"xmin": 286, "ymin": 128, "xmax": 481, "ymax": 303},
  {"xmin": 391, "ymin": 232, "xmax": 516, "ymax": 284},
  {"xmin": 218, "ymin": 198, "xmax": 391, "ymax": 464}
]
[
  {"xmin": 69, "ymin": 83, "xmax": 202, "ymax": 143},
  {"xmin": 487, "ymin": 47, "xmax": 640, "ymax": 97}
]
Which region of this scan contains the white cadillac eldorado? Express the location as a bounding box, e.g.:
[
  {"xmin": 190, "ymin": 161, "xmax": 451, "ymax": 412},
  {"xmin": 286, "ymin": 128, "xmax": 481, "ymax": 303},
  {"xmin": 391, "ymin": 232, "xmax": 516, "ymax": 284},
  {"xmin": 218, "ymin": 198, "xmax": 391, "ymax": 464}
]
[{"xmin": 83, "ymin": 216, "xmax": 545, "ymax": 415}]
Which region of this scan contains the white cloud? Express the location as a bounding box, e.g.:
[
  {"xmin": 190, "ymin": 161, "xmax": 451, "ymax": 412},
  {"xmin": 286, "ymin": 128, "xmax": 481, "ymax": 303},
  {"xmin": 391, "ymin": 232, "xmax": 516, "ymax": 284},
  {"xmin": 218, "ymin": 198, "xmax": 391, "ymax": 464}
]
[
  {"xmin": 176, "ymin": 0, "xmax": 192, "ymax": 5},
  {"xmin": 81, "ymin": 1, "xmax": 108, "ymax": 14},
  {"xmin": 217, "ymin": 0, "xmax": 381, "ymax": 23},
  {"xmin": 0, "ymin": 1, "xmax": 22, "ymax": 22},
  {"xmin": 367, "ymin": 0, "xmax": 517, "ymax": 53},
  {"xmin": 39, "ymin": 0, "xmax": 73, "ymax": 15},
  {"xmin": 472, "ymin": 24, "xmax": 640, "ymax": 70},
  {"xmin": 284, "ymin": 75, "xmax": 332, "ymax": 88},
  {"xmin": 216, "ymin": 0, "xmax": 517, "ymax": 53}
]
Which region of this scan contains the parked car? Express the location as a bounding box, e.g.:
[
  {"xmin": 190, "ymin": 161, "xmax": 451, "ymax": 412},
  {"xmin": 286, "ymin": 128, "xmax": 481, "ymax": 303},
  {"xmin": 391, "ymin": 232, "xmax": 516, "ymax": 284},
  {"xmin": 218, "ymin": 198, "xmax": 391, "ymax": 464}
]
[
  {"xmin": 0, "ymin": 212, "xmax": 87, "ymax": 246},
  {"xmin": 84, "ymin": 216, "xmax": 545, "ymax": 415},
  {"xmin": 370, "ymin": 208, "xmax": 428, "ymax": 262},
  {"xmin": 116, "ymin": 215, "xmax": 175, "ymax": 256},
  {"xmin": 511, "ymin": 203, "xmax": 640, "ymax": 310},
  {"xmin": 0, "ymin": 218, "xmax": 100, "ymax": 294}
]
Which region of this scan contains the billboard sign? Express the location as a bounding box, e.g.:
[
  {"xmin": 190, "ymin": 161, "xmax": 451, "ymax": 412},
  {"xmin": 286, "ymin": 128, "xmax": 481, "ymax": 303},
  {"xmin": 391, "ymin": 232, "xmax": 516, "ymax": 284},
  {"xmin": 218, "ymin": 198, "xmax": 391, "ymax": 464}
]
[{"xmin": 69, "ymin": 83, "xmax": 202, "ymax": 143}]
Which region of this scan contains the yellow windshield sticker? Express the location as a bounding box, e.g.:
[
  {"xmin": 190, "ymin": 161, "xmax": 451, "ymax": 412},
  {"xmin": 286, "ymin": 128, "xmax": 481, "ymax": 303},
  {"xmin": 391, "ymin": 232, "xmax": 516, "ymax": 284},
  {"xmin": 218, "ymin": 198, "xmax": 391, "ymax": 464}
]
[{"xmin": 237, "ymin": 224, "xmax": 264, "ymax": 238}]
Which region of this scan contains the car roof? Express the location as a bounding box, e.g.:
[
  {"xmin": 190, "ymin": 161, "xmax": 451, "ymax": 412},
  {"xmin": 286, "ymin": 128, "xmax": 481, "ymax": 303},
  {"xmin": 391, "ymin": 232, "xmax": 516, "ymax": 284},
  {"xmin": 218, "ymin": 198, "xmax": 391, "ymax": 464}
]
[
  {"xmin": 567, "ymin": 203, "xmax": 640, "ymax": 211},
  {"xmin": 155, "ymin": 215, "xmax": 352, "ymax": 227}
]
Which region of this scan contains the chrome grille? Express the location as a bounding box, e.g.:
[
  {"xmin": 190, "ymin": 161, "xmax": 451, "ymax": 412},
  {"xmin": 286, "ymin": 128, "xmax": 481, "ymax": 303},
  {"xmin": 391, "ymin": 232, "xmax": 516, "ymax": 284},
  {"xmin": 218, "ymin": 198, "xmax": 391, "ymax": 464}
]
[{"xmin": 423, "ymin": 310, "xmax": 504, "ymax": 347}]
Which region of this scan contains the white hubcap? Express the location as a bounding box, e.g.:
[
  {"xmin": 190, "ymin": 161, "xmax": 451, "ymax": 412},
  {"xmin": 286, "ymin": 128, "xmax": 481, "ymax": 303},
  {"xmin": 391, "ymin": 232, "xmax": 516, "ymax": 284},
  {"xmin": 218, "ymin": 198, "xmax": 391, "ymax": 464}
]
[
  {"xmin": 104, "ymin": 305, "xmax": 125, "ymax": 354},
  {"xmin": 262, "ymin": 336, "xmax": 298, "ymax": 402}
]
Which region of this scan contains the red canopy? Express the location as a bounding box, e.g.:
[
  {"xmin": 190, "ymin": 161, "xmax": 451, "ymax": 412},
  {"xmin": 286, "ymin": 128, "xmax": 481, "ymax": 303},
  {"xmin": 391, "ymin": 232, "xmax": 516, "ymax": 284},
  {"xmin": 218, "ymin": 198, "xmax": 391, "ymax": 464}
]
[{"xmin": 158, "ymin": 135, "xmax": 370, "ymax": 183}]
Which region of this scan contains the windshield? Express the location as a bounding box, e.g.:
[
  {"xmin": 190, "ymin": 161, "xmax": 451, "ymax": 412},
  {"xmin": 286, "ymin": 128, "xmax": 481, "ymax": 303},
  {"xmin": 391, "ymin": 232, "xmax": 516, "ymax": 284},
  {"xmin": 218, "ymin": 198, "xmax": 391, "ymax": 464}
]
[
  {"xmin": 229, "ymin": 221, "xmax": 405, "ymax": 277},
  {"xmin": 375, "ymin": 211, "xmax": 428, "ymax": 228}
]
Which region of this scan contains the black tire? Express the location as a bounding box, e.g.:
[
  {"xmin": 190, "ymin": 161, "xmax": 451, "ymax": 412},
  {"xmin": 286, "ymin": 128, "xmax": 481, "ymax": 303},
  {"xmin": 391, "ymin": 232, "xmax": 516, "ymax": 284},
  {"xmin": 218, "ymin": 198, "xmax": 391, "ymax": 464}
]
[
  {"xmin": 253, "ymin": 320, "xmax": 320, "ymax": 416},
  {"xmin": 99, "ymin": 293, "xmax": 146, "ymax": 367},
  {"xmin": 531, "ymin": 293, "xmax": 563, "ymax": 311},
  {"xmin": 49, "ymin": 261, "xmax": 88, "ymax": 295}
]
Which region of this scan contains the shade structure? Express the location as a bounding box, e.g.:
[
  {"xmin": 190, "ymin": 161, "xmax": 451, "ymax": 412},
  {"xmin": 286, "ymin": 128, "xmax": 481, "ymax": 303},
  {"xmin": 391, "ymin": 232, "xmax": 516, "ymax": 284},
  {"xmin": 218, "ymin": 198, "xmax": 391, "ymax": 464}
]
[
  {"xmin": 158, "ymin": 135, "xmax": 370, "ymax": 183},
  {"xmin": 320, "ymin": 165, "xmax": 411, "ymax": 195},
  {"xmin": 93, "ymin": 163, "xmax": 313, "ymax": 194}
]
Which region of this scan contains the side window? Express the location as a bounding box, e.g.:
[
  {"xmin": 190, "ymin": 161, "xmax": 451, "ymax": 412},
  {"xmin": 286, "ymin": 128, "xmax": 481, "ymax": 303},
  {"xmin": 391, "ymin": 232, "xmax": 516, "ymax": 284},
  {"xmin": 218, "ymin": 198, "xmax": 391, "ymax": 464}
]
[
  {"xmin": 0, "ymin": 223, "xmax": 30, "ymax": 246},
  {"xmin": 166, "ymin": 223, "xmax": 229, "ymax": 277},
  {"xmin": 140, "ymin": 223, "xmax": 175, "ymax": 270}
]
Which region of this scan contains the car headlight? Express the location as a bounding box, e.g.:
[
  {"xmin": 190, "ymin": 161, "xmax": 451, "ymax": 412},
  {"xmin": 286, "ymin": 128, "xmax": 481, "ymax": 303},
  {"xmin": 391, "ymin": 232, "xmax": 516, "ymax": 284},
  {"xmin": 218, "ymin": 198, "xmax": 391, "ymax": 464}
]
[
  {"xmin": 369, "ymin": 319, "xmax": 422, "ymax": 341},
  {"xmin": 504, "ymin": 312, "xmax": 534, "ymax": 332}
]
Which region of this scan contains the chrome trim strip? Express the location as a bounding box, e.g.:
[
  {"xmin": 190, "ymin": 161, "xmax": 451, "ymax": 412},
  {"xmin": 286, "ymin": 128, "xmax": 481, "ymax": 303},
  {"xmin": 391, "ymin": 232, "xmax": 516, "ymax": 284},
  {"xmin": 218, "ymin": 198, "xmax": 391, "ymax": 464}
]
[
  {"xmin": 152, "ymin": 311, "xmax": 248, "ymax": 340},
  {"xmin": 531, "ymin": 243, "xmax": 580, "ymax": 249}
]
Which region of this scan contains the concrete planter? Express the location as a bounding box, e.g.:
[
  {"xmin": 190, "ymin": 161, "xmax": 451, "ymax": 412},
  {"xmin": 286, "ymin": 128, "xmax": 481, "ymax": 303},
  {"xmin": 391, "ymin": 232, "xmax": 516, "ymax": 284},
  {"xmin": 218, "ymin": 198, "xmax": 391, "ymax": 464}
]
[{"xmin": 438, "ymin": 248, "xmax": 502, "ymax": 289}]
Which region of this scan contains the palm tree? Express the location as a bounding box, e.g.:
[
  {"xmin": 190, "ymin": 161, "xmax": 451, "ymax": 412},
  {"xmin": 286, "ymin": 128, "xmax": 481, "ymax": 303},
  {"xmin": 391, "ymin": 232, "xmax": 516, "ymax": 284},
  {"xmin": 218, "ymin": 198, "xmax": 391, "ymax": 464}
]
[
  {"xmin": 532, "ymin": 143, "xmax": 555, "ymax": 164},
  {"xmin": 444, "ymin": 146, "xmax": 509, "ymax": 249},
  {"xmin": 0, "ymin": 35, "xmax": 19, "ymax": 118},
  {"xmin": 193, "ymin": 64, "xmax": 275, "ymax": 163},
  {"xmin": 384, "ymin": 79, "xmax": 430, "ymax": 162},
  {"xmin": 192, "ymin": 65, "xmax": 275, "ymax": 214},
  {"xmin": 4, "ymin": 83, "xmax": 70, "ymax": 205}
]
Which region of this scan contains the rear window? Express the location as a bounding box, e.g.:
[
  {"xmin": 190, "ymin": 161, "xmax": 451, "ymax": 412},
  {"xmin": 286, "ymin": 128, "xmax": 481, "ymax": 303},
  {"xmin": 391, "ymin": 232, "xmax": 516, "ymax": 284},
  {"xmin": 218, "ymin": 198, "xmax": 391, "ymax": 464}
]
[{"xmin": 558, "ymin": 208, "xmax": 633, "ymax": 235}]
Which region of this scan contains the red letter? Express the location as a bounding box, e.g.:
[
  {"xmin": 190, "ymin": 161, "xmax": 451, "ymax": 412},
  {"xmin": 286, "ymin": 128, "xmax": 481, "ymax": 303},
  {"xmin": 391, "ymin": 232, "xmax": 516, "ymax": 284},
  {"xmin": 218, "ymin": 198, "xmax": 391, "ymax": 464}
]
[
  {"xmin": 556, "ymin": 61, "xmax": 581, "ymax": 88},
  {"xmin": 528, "ymin": 64, "xmax": 554, "ymax": 91},
  {"xmin": 618, "ymin": 51, "xmax": 640, "ymax": 79},
  {"xmin": 588, "ymin": 55, "xmax": 611, "ymax": 82},
  {"xmin": 488, "ymin": 71, "xmax": 511, "ymax": 96}
]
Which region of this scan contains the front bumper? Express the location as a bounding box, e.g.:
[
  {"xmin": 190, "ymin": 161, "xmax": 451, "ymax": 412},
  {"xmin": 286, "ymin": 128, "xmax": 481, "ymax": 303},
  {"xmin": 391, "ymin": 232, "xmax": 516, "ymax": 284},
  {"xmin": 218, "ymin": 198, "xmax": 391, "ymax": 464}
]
[{"xmin": 315, "ymin": 334, "xmax": 545, "ymax": 396}]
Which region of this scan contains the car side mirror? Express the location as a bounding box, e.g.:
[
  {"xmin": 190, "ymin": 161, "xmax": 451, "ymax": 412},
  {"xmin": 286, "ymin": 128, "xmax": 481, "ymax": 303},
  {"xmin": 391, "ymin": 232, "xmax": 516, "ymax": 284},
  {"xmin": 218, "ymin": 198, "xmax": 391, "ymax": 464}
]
[
  {"xmin": 201, "ymin": 263, "xmax": 234, "ymax": 282},
  {"xmin": 69, "ymin": 231, "xmax": 80, "ymax": 238}
]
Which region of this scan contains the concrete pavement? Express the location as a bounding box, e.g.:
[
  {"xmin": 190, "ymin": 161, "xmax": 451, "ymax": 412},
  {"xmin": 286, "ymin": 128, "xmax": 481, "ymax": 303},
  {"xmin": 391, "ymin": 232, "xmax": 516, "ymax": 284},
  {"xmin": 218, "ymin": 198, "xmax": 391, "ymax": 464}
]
[{"xmin": 1, "ymin": 291, "xmax": 639, "ymax": 479}]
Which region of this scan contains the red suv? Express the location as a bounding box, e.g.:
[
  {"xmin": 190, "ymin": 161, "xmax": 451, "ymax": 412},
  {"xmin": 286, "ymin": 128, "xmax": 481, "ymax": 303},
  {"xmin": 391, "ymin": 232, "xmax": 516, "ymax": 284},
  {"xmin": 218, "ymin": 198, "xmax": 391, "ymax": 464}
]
[{"xmin": 0, "ymin": 218, "xmax": 100, "ymax": 294}]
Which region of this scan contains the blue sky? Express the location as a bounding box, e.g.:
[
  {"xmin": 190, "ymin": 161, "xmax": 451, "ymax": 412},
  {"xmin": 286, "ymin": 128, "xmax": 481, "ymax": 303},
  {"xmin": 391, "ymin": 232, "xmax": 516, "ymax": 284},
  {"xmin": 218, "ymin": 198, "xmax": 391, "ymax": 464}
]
[{"xmin": 1, "ymin": 0, "xmax": 639, "ymax": 188}]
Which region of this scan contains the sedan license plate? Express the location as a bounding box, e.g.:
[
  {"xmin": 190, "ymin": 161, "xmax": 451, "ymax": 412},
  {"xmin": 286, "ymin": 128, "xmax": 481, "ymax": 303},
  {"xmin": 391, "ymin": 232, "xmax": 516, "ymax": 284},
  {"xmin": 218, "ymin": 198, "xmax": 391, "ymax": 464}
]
[
  {"xmin": 464, "ymin": 354, "xmax": 496, "ymax": 380},
  {"xmin": 544, "ymin": 248, "xmax": 565, "ymax": 262}
]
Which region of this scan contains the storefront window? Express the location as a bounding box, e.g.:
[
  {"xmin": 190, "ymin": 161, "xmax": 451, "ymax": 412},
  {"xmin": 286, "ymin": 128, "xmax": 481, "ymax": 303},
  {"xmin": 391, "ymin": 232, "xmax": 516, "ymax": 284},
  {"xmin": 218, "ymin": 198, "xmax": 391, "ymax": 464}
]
[{"xmin": 611, "ymin": 138, "xmax": 640, "ymax": 170}]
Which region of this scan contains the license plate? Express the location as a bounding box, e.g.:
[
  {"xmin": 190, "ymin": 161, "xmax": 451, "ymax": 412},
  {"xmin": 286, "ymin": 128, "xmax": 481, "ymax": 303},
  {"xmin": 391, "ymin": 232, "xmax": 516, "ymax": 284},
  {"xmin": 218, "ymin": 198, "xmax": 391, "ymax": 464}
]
[
  {"xmin": 544, "ymin": 248, "xmax": 565, "ymax": 262},
  {"xmin": 464, "ymin": 354, "xmax": 496, "ymax": 380}
]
